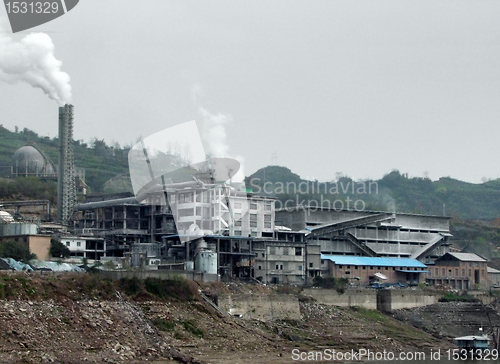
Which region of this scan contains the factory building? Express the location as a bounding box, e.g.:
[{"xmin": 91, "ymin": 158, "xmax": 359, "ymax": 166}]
[
  {"xmin": 71, "ymin": 180, "xmax": 454, "ymax": 284},
  {"xmin": 72, "ymin": 183, "xmax": 276, "ymax": 275},
  {"xmin": 253, "ymin": 240, "xmax": 321, "ymax": 284},
  {"xmin": 58, "ymin": 236, "xmax": 106, "ymax": 260},
  {"xmin": 0, "ymin": 211, "xmax": 51, "ymax": 260},
  {"xmin": 276, "ymin": 206, "xmax": 451, "ymax": 263},
  {"xmin": 321, "ymin": 255, "xmax": 428, "ymax": 286},
  {"xmin": 426, "ymin": 252, "xmax": 488, "ymax": 290}
]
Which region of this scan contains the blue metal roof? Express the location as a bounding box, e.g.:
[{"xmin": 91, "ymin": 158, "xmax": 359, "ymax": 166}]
[{"xmin": 321, "ymin": 255, "xmax": 427, "ymax": 268}]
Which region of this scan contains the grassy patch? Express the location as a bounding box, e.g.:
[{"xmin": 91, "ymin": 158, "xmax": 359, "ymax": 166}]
[
  {"xmin": 182, "ymin": 320, "xmax": 204, "ymax": 337},
  {"xmin": 144, "ymin": 277, "xmax": 199, "ymax": 301},
  {"xmin": 439, "ymin": 291, "xmax": 479, "ymax": 302},
  {"xmin": 152, "ymin": 318, "xmax": 175, "ymax": 331},
  {"xmin": 351, "ymin": 306, "xmax": 388, "ymax": 322}
]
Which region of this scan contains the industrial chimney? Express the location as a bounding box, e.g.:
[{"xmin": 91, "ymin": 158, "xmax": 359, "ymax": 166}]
[{"xmin": 57, "ymin": 104, "xmax": 76, "ymax": 223}]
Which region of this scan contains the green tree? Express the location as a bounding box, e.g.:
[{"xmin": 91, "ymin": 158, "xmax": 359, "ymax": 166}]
[
  {"xmin": 49, "ymin": 239, "xmax": 70, "ymax": 258},
  {"xmin": 0, "ymin": 240, "xmax": 36, "ymax": 262}
]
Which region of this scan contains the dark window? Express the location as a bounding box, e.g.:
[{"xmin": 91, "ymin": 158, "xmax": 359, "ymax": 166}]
[
  {"xmin": 295, "ymin": 247, "xmax": 302, "ymax": 256},
  {"xmin": 309, "ymin": 263, "xmax": 313, "ymax": 268}
]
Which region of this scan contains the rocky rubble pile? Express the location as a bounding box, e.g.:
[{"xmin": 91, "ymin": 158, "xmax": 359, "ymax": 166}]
[
  {"xmin": 393, "ymin": 301, "xmax": 500, "ymax": 339},
  {"xmin": 0, "ymin": 298, "xmax": 180, "ymax": 363}
]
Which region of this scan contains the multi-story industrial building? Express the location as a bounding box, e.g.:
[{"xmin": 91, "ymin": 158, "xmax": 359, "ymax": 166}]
[
  {"xmin": 426, "ymin": 252, "xmax": 487, "ymax": 289},
  {"xmin": 276, "ymin": 206, "xmax": 451, "ymax": 263},
  {"xmin": 72, "ymin": 186, "xmax": 454, "ymax": 284}
]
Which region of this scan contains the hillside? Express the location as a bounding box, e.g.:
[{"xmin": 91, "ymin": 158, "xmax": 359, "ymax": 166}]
[
  {"xmin": 0, "ymin": 125, "xmax": 129, "ymax": 193},
  {"xmin": 0, "ymin": 272, "xmax": 454, "ymax": 364},
  {"xmin": 246, "ymin": 166, "xmax": 500, "ymax": 221},
  {"xmin": 246, "ymin": 166, "xmax": 500, "ymax": 259}
]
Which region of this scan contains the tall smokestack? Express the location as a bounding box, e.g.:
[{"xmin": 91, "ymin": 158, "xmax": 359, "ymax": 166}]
[{"xmin": 57, "ymin": 104, "xmax": 76, "ymax": 223}]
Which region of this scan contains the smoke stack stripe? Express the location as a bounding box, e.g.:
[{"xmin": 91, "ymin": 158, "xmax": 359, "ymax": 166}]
[{"xmin": 57, "ymin": 104, "xmax": 76, "ymax": 223}]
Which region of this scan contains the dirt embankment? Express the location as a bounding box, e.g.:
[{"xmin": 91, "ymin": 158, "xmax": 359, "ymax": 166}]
[
  {"xmin": 393, "ymin": 301, "xmax": 500, "ymax": 340},
  {"xmin": 0, "ymin": 272, "xmax": 456, "ymax": 364}
]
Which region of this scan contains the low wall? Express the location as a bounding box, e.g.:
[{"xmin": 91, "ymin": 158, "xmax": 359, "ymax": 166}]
[
  {"xmin": 468, "ymin": 291, "xmax": 497, "ymax": 305},
  {"xmin": 98, "ymin": 269, "xmax": 219, "ymax": 282},
  {"xmin": 218, "ymin": 294, "xmax": 301, "ymax": 321},
  {"xmin": 303, "ymin": 288, "xmax": 442, "ymax": 311},
  {"xmin": 377, "ymin": 290, "xmax": 439, "ymax": 312},
  {"xmin": 302, "ymin": 289, "xmax": 377, "ymax": 310}
]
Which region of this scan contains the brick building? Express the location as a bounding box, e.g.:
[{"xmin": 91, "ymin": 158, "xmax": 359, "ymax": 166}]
[
  {"xmin": 426, "ymin": 252, "xmax": 487, "ymax": 290},
  {"xmin": 321, "ymin": 255, "xmax": 428, "ymax": 286}
]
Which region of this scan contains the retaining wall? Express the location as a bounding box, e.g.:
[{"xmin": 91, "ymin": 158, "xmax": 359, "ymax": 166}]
[
  {"xmin": 218, "ymin": 294, "xmax": 301, "ymax": 321},
  {"xmin": 98, "ymin": 269, "xmax": 219, "ymax": 282},
  {"xmin": 303, "ymin": 288, "xmax": 443, "ymax": 312},
  {"xmin": 302, "ymin": 288, "xmax": 378, "ymax": 309}
]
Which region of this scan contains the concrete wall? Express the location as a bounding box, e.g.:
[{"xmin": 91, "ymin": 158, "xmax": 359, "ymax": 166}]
[
  {"xmin": 28, "ymin": 235, "xmax": 51, "ymax": 260},
  {"xmin": 98, "ymin": 269, "xmax": 219, "ymax": 282},
  {"xmin": 303, "ymin": 288, "xmax": 441, "ymax": 312},
  {"xmin": 377, "ymin": 290, "xmax": 439, "ymax": 312},
  {"xmin": 303, "ymin": 288, "xmax": 378, "ymax": 310},
  {"xmin": 218, "ymin": 293, "xmax": 301, "ymax": 321}
]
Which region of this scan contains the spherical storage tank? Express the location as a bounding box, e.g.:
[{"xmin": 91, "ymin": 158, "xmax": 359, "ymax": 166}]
[
  {"xmin": 195, "ymin": 251, "xmax": 217, "ymax": 274},
  {"xmin": 12, "ymin": 146, "xmax": 54, "ymax": 176}
]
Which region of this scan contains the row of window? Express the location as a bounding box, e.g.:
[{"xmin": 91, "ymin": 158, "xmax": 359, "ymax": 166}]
[
  {"xmin": 429, "ymin": 267, "xmax": 486, "ymax": 278},
  {"xmin": 175, "ymin": 194, "xmax": 273, "ymax": 211},
  {"xmin": 256, "ymin": 262, "xmax": 314, "ymax": 271}
]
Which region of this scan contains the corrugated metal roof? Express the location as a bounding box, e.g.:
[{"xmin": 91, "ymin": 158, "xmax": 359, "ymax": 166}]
[
  {"xmin": 321, "ymin": 255, "xmax": 427, "ymax": 268},
  {"xmin": 446, "ymin": 252, "xmax": 487, "ymax": 262}
]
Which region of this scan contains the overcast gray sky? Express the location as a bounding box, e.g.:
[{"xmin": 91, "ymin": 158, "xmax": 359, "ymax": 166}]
[{"xmin": 1, "ymin": 0, "xmax": 499, "ymax": 183}]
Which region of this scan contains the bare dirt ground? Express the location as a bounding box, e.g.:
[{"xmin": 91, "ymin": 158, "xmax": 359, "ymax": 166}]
[{"xmin": 0, "ymin": 272, "xmax": 457, "ymax": 364}]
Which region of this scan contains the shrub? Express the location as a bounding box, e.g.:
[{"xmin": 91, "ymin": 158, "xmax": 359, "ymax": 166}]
[
  {"xmin": 439, "ymin": 291, "xmax": 479, "ymax": 302},
  {"xmin": 312, "ymin": 276, "xmax": 348, "ymax": 294},
  {"xmin": 119, "ymin": 277, "xmax": 142, "ymax": 296},
  {"xmin": 144, "ymin": 277, "xmax": 198, "ymax": 301},
  {"xmin": 0, "ymin": 240, "xmax": 36, "ymax": 262},
  {"xmin": 153, "ymin": 318, "xmax": 175, "ymax": 331},
  {"xmin": 49, "ymin": 239, "xmax": 70, "ymax": 258},
  {"xmin": 182, "ymin": 320, "xmax": 203, "ymax": 337}
]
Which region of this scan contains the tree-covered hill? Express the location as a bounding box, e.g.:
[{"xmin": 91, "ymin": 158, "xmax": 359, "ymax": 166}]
[
  {"xmin": 246, "ymin": 166, "xmax": 500, "ymax": 258},
  {"xmin": 0, "ymin": 125, "xmax": 130, "ymax": 193},
  {"xmin": 246, "ymin": 166, "xmax": 500, "ymax": 221}
]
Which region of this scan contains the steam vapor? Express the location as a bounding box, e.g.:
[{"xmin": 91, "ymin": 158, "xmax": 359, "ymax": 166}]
[
  {"xmin": 199, "ymin": 106, "xmax": 245, "ymax": 183},
  {"xmin": 0, "ymin": 29, "xmax": 72, "ymax": 105}
]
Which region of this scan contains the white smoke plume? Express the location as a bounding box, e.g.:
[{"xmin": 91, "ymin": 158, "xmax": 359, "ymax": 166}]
[
  {"xmin": 199, "ymin": 106, "xmax": 245, "ymax": 183},
  {"xmin": 200, "ymin": 107, "xmax": 230, "ymax": 158},
  {"xmin": 0, "ymin": 29, "xmax": 72, "ymax": 105}
]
